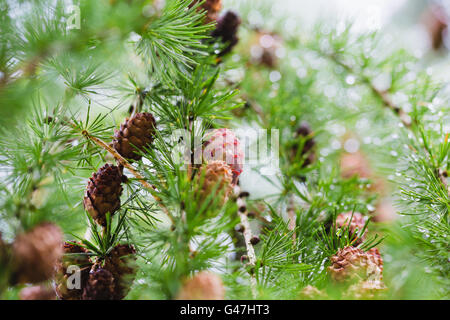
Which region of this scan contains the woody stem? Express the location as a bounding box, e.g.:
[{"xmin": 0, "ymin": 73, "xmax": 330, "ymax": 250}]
[{"xmin": 235, "ymin": 185, "xmax": 257, "ymax": 297}]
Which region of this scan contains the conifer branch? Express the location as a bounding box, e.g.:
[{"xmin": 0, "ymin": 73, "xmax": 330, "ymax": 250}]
[
  {"xmin": 326, "ymin": 52, "xmax": 412, "ymax": 128},
  {"xmin": 322, "ymin": 51, "xmax": 449, "ymax": 197}
]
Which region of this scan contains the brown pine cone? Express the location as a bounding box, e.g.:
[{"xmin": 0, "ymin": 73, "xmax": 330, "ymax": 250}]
[
  {"xmin": 328, "ymin": 246, "xmax": 383, "ymax": 283},
  {"xmin": 112, "ymin": 112, "xmax": 156, "ymax": 161},
  {"xmin": 367, "ymin": 247, "xmax": 383, "ymax": 278},
  {"xmin": 83, "ymin": 164, "xmax": 124, "ymax": 227},
  {"xmin": 190, "ymin": 0, "xmax": 222, "ymax": 23},
  {"xmin": 19, "ymin": 285, "xmax": 57, "ymax": 300},
  {"xmin": 55, "ymin": 241, "xmax": 92, "ymax": 300},
  {"xmin": 211, "ymin": 11, "xmax": 241, "ymax": 56},
  {"xmin": 335, "ymin": 212, "xmax": 367, "ymax": 245},
  {"xmin": 197, "ymin": 160, "xmax": 233, "ymax": 207},
  {"xmin": 297, "ymin": 285, "xmax": 328, "ymax": 300},
  {"xmin": 82, "ymin": 266, "xmax": 115, "ymax": 300},
  {"xmin": 11, "ymin": 222, "xmax": 63, "ymax": 284},
  {"xmin": 176, "ymin": 271, "xmax": 225, "ymax": 300},
  {"xmin": 292, "ymin": 122, "xmax": 316, "ymax": 167},
  {"xmin": 103, "ymin": 244, "xmax": 137, "ymax": 300}
]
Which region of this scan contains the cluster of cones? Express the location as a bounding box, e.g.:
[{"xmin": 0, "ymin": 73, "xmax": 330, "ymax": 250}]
[
  {"xmin": 197, "ymin": 128, "xmax": 244, "ymax": 207},
  {"xmin": 176, "ymin": 128, "xmax": 245, "ymax": 298},
  {"xmin": 15, "ymin": 111, "xmax": 155, "ymax": 300},
  {"xmin": 84, "ymin": 112, "xmax": 156, "ymax": 226},
  {"xmin": 74, "ymin": 112, "xmax": 157, "ymax": 299},
  {"xmin": 55, "ymin": 242, "xmax": 137, "ymax": 300}
]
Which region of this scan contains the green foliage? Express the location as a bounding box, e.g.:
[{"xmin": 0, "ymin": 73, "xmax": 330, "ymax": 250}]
[{"xmin": 0, "ymin": 0, "xmax": 448, "ymax": 301}]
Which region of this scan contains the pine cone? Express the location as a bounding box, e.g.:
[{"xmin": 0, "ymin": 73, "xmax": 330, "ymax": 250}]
[
  {"xmin": 328, "ymin": 247, "xmax": 383, "ymax": 283},
  {"xmin": 211, "ymin": 11, "xmax": 241, "ymax": 56},
  {"xmin": 335, "ymin": 212, "xmax": 366, "ymax": 245},
  {"xmin": 55, "ymin": 241, "xmax": 92, "ymax": 300},
  {"xmin": 345, "ymin": 279, "xmax": 387, "ymax": 300},
  {"xmin": 19, "ymin": 285, "xmax": 56, "ymax": 300},
  {"xmin": 297, "ymin": 285, "xmax": 327, "ymax": 300},
  {"xmin": 190, "ymin": 0, "xmax": 222, "ymax": 23},
  {"xmin": 11, "ymin": 222, "xmax": 63, "ymax": 284},
  {"xmin": 340, "ymin": 151, "xmax": 372, "ymax": 179},
  {"xmin": 422, "ymin": 5, "xmax": 448, "ymax": 50},
  {"xmin": 82, "ymin": 266, "xmax": 115, "ymax": 300},
  {"xmin": 176, "ymin": 271, "xmax": 225, "ymax": 300},
  {"xmin": 112, "ymin": 112, "xmax": 156, "ymax": 161},
  {"xmin": 197, "ymin": 160, "xmax": 233, "ymax": 206},
  {"xmin": 367, "ymin": 247, "xmax": 383, "ymax": 278},
  {"xmin": 203, "ymin": 128, "xmax": 243, "ymax": 183},
  {"xmin": 249, "ymin": 31, "xmax": 283, "ymax": 68},
  {"xmin": 340, "ymin": 150, "xmax": 386, "ymax": 194},
  {"xmin": 83, "ymin": 164, "xmax": 124, "ymax": 227},
  {"xmin": 292, "ymin": 122, "xmax": 316, "ymax": 167},
  {"xmin": 103, "ymin": 244, "xmax": 137, "ymax": 300}
]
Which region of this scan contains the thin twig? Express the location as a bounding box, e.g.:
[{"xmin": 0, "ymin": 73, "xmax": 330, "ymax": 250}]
[
  {"xmin": 327, "ymin": 53, "xmax": 412, "ymax": 128},
  {"xmin": 287, "ymin": 193, "xmax": 296, "ymax": 241},
  {"xmin": 235, "ymin": 185, "xmax": 257, "ymax": 298}
]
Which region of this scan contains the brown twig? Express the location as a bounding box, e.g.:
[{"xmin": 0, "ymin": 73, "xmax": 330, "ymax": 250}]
[
  {"xmin": 234, "ymin": 185, "xmax": 257, "ymax": 297},
  {"xmin": 287, "ymin": 194, "xmax": 297, "ymax": 241},
  {"xmin": 327, "ymin": 53, "xmax": 412, "ymax": 128}
]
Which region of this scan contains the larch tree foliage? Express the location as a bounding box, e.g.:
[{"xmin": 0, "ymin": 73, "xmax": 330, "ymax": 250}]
[{"xmin": 0, "ymin": 0, "xmax": 448, "ymax": 300}]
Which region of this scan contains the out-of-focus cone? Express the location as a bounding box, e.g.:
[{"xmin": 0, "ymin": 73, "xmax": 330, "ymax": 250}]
[
  {"xmin": 211, "ymin": 11, "xmax": 242, "ymax": 56},
  {"xmin": 11, "ymin": 223, "xmax": 63, "ymax": 284},
  {"xmin": 344, "ymin": 279, "xmax": 387, "ymax": 300},
  {"xmin": 176, "ymin": 271, "xmax": 225, "ymax": 300},
  {"xmin": 20, "ymin": 284, "xmax": 56, "ymax": 300},
  {"xmin": 190, "ymin": 0, "xmax": 222, "ymax": 24},
  {"xmin": 297, "ymin": 285, "xmax": 328, "ymax": 300},
  {"xmin": 340, "ymin": 150, "xmax": 386, "ymax": 195},
  {"xmin": 421, "ymin": 5, "xmax": 448, "ymax": 51},
  {"xmin": 249, "ymin": 31, "xmax": 283, "ymax": 68},
  {"xmin": 373, "ymin": 197, "xmax": 397, "ymax": 222}
]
